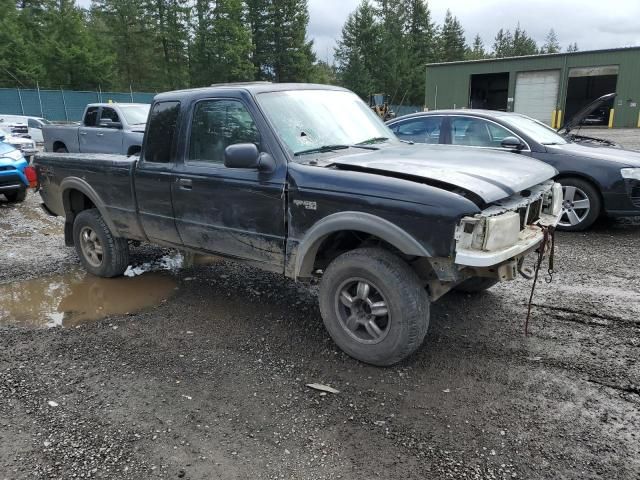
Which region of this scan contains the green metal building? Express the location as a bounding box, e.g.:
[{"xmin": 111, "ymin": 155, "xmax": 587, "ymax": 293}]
[{"xmin": 424, "ymin": 47, "xmax": 640, "ymax": 128}]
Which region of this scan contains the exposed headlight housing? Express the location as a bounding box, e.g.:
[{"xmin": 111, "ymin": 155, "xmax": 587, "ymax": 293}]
[
  {"xmin": 621, "ymin": 168, "xmax": 640, "ymax": 181},
  {"xmin": 456, "ymin": 211, "xmax": 521, "ymax": 252}
]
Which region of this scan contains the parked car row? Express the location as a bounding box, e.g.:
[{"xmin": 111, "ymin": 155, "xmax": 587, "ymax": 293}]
[
  {"xmin": 0, "ymin": 114, "xmax": 50, "ymax": 144},
  {"xmin": 0, "ymin": 129, "xmax": 36, "ymax": 203}
]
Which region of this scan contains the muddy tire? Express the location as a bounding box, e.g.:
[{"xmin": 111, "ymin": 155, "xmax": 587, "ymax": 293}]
[
  {"xmin": 4, "ymin": 187, "xmax": 27, "ymax": 203},
  {"xmin": 319, "ymin": 247, "xmax": 430, "ymax": 366},
  {"xmin": 73, "ymin": 209, "xmax": 129, "ymax": 278},
  {"xmin": 557, "ymin": 177, "xmax": 601, "ymax": 231},
  {"xmin": 454, "ymin": 276, "xmax": 498, "ymax": 293}
]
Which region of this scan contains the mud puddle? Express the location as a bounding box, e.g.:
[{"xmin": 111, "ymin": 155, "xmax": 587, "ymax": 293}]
[{"xmin": 0, "ymin": 269, "xmax": 178, "ymax": 328}]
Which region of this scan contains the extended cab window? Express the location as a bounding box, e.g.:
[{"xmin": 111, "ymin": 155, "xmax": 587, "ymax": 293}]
[
  {"xmin": 84, "ymin": 107, "xmax": 99, "ymax": 127},
  {"xmin": 143, "ymin": 101, "xmax": 180, "ymax": 163},
  {"xmin": 188, "ymin": 99, "xmax": 260, "ymax": 165}
]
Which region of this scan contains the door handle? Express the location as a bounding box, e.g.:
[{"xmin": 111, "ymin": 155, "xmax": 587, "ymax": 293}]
[
  {"xmin": 177, "ymin": 178, "xmax": 192, "ymax": 190},
  {"xmin": 79, "ymin": 132, "xmax": 87, "ymax": 136}
]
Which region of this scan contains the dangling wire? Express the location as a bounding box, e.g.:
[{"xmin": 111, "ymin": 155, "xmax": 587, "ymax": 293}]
[{"xmin": 525, "ymin": 226, "xmax": 556, "ymax": 335}]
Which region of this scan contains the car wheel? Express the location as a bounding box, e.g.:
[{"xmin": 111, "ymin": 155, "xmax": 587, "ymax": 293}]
[
  {"xmin": 4, "ymin": 187, "xmax": 27, "ymax": 203},
  {"xmin": 557, "ymin": 178, "xmax": 601, "ymax": 231},
  {"xmin": 319, "ymin": 247, "xmax": 430, "ymax": 366},
  {"xmin": 454, "ymin": 276, "xmax": 498, "ymax": 293},
  {"xmin": 73, "ymin": 209, "xmax": 129, "ymax": 277}
]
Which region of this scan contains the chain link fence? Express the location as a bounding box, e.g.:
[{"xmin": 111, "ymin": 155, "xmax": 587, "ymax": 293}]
[{"xmin": 0, "ymin": 88, "xmax": 156, "ymax": 122}]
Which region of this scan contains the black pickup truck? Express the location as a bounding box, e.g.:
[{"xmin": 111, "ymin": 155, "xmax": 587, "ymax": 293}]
[{"xmin": 35, "ymin": 83, "xmax": 562, "ymax": 366}]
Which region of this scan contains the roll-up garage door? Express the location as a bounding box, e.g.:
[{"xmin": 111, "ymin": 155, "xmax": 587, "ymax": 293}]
[{"xmin": 514, "ymin": 70, "xmax": 561, "ymax": 125}]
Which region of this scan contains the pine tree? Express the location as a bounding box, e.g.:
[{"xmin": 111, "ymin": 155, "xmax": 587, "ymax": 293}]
[
  {"xmin": 511, "ymin": 23, "xmax": 538, "ymax": 56},
  {"xmin": 374, "ymin": 0, "xmax": 410, "ymax": 102},
  {"xmin": 439, "ymin": 9, "xmax": 466, "ymax": 62},
  {"xmin": 466, "ymin": 33, "xmax": 486, "ymax": 60},
  {"xmin": 492, "ymin": 28, "xmax": 513, "ymax": 57},
  {"xmin": 209, "ymin": 0, "xmax": 254, "ymax": 83},
  {"xmin": 567, "ymin": 42, "xmax": 579, "ymax": 53},
  {"xmin": 541, "ymin": 28, "xmax": 560, "ymax": 54},
  {"xmin": 402, "ymin": 0, "xmax": 436, "ymax": 104},
  {"xmin": 0, "ymin": 0, "xmax": 41, "ymax": 86},
  {"xmin": 334, "ymin": 0, "xmax": 380, "ymax": 98}
]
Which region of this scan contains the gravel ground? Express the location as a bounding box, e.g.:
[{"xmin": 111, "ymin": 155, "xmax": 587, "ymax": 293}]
[
  {"xmin": 579, "ymin": 128, "xmax": 640, "ymax": 151},
  {"xmin": 1, "ymin": 192, "xmax": 639, "ymax": 480}
]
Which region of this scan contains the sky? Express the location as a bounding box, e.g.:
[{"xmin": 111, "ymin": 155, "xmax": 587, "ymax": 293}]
[{"xmin": 309, "ymin": 0, "xmax": 640, "ymax": 63}]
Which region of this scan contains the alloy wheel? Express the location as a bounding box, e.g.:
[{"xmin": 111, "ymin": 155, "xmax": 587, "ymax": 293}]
[
  {"xmin": 79, "ymin": 226, "xmax": 104, "ymax": 268},
  {"xmin": 559, "ymin": 185, "xmax": 591, "ymax": 228},
  {"xmin": 335, "ymin": 278, "xmax": 391, "ymax": 344}
]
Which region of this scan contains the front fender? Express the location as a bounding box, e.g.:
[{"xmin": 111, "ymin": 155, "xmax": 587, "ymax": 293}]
[{"xmin": 291, "ymin": 211, "xmax": 432, "ymax": 279}]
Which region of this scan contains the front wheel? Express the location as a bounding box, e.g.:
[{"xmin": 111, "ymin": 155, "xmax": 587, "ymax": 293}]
[
  {"xmin": 4, "ymin": 187, "xmax": 27, "ymax": 203},
  {"xmin": 557, "ymin": 178, "xmax": 601, "ymax": 231},
  {"xmin": 73, "ymin": 209, "xmax": 129, "ymax": 277},
  {"xmin": 319, "ymin": 248, "xmax": 430, "ymax": 366}
]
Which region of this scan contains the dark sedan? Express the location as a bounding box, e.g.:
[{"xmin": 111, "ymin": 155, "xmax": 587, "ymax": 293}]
[{"xmin": 387, "ymin": 109, "xmax": 640, "ymax": 230}]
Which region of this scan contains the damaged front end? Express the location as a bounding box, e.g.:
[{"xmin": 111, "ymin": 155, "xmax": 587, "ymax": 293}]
[{"xmin": 453, "ymin": 180, "xmax": 562, "ymax": 280}]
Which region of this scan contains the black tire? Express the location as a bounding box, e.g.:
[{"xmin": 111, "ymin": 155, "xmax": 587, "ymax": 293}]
[
  {"xmin": 557, "ymin": 177, "xmax": 601, "ymax": 232},
  {"xmin": 73, "ymin": 209, "xmax": 129, "ymax": 277},
  {"xmin": 319, "ymin": 247, "xmax": 430, "ymax": 366},
  {"xmin": 4, "ymin": 187, "xmax": 27, "ymax": 203},
  {"xmin": 454, "ymin": 276, "xmax": 498, "ymax": 293}
]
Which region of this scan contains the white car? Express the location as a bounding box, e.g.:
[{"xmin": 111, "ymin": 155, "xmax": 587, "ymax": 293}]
[
  {"xmin": 0, "ymin": 114, "xmax": 51, "ymax": 144},
  {"xmin": 0, "ymin": 127, "xmax": 37, "ymax": 162}
]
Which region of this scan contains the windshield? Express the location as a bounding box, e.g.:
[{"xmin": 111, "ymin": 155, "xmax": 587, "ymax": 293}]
[
  {"xmin": 499, "ymin": 114, "xmax": 567, "ymax": 145},
  {"xmin": 119, "ymin": 104, "xmax": 150, "ymax": 125},
  {"xmin": 256, "ymin": 90, "xmax": 395, "ymax": 156}
]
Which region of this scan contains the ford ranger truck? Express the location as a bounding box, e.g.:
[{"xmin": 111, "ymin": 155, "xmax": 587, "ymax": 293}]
[{"xmin": 35, "ymin": 83, "xmax": 562, "ymax": 366}]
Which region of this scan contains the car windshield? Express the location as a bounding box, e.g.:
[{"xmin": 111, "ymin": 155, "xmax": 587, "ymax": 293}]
[
  {"xmin": 119, "ymin": 104, "xmax": 150, "ymax": 125},
  {"xmin": 256, "ymin": 90, "xmax": 395, "ymax": 156},
  {"xmin": 499, "ymin": 114, "xmax": 568, "ymax": 145}
]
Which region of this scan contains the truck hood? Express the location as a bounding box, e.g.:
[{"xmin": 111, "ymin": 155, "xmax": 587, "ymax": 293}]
[{"xmin": 331, "ymin": 144, "xmax": 557, "ymax": 204}]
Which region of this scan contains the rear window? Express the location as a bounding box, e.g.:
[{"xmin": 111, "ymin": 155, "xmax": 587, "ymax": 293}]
[{"xmin": 143, "ymin": 101, "xmax": 180, "ymax": 163}]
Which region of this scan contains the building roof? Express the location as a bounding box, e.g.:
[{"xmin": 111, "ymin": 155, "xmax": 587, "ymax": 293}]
[{"xmin": 426, "ymin": 45, "xmax": 640, "ymax": 67}]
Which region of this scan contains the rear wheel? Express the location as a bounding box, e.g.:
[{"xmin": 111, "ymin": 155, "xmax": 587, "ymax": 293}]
[
  {"xmin": 73, "ymin": 209, "xmax": 129, "ymax": 277},
  {"xmin": 557, "ymin": 178, "xmax": 601, "ymax": 231},
  {"xmin": 4, "ymin": 187, "xmax": 27, "ymax": 203},
  {"xmin": 319, "ymin": 247, "xmax": 430, "ymax": 366},
  {"xmin": 454, "ymin": 276, "xmax": 498, "ymax": 293}
]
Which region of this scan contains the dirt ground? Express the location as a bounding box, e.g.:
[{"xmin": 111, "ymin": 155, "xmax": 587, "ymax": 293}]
[{"xmin": 1, "ymin": 192, "xmax": 639, "ymax": 480}]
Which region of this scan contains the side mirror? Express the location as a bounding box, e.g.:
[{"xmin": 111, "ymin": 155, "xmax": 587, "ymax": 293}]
[
  {"xmin": 224, "ymin": 144, "xmax": 275, "ymax": 173},
  {"xmin": 99, "ymin": 119, "xmax": 122, "ymax": 129},
  {"xmin": 501, "ymin": 136, "xmax": 524, "ymax": 150}
]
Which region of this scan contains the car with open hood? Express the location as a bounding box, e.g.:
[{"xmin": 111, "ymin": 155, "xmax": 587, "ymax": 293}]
[
  {"xmin": 387, "ymin": 93, "xmax": 640, "ymax": 231},
  {"xmin": 35, "ymin": 83, "xmax": 562, "ymax": 366}
]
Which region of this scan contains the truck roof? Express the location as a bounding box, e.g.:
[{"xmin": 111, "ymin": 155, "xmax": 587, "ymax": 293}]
[{"xmin": 154, "ymin": 83, "xmax": 348, "ymax": 103}]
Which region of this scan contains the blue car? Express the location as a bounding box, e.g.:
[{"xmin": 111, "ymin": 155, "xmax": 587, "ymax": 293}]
[{"xmin": 0, "ymin": 130, "xmax": 30, "ymax": 203}]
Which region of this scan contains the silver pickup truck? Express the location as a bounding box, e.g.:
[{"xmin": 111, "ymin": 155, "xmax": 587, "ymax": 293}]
[{"xmin": 42, "ymin": 103, "xmax": 149, "ymax": 156}]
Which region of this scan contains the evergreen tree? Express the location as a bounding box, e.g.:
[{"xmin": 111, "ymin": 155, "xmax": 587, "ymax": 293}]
[
  {"xmin": 541, "ymin": 28, "xmax": 560, "ymax": 54},
  {"xmin": 466, "ymin": 33, "xmax": 486, "ymax": 60},
  {"xmin": 375, "ymin": 0, "xmax": 410, "ymax": 101},
  {"xmin": 439, "ymin": 9, "xmax": 466, "ymax": 62},
  {"xmin": 401, "ymin": 0, "xmax": 436, "ymax": 104},
  {"xmin": 0, "ymin": 0, "xmax": 41, "ymax": 86},
  {"xmin": 492, "ymin": 28, "xmax": 513, "ymax": 57},
  {"xmin": 511, "ymin": 23, "xmax": 538, "ymax": 56},
  {"xmin": 270, "ymin": 0, "xmax": 316, "ymax": 82},
  {"xmin": 567, "ymin": 42, "xmax": 579, "ymax": 52},
  {"xmin": 334, "ymin": 0, "xmax": 381, "ymax": 99}
]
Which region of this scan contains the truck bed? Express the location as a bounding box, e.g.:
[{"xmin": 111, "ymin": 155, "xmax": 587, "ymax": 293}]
[{"xmin": 35, "ymin": 152, "xmax": 141, "ymax": 239}]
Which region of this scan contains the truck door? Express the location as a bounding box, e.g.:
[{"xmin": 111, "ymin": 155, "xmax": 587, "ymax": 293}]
[
  {"xmin": 133, "ymin": 101, "xmax": 182, "ymax": 246},
  {"xmin": 92, "ymin": 106, "xmax": 125, "ymax": 154},
  {"xmin": 78, "ymin": 106, "xmax": 99, "ymax": 152},
  {"xmin": 171, "ymin": 97, "xmax": 287, "ymax": 271}
]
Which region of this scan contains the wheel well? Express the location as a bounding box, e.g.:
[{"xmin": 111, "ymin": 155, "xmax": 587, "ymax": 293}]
[
  {"xmin": 127, "ymin": 145, "xmax": 141, "ymax": 156},
  {"xmin": 63, "ymin": 189, "xmax": 96, "ymax": 246},
  {"xmin": 312, "ymin": 230, "xmax": 405, "ymax": 272},
  {"xmin": 53, "ymin": 141, "xmax": 66, "ymax": 151}
]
